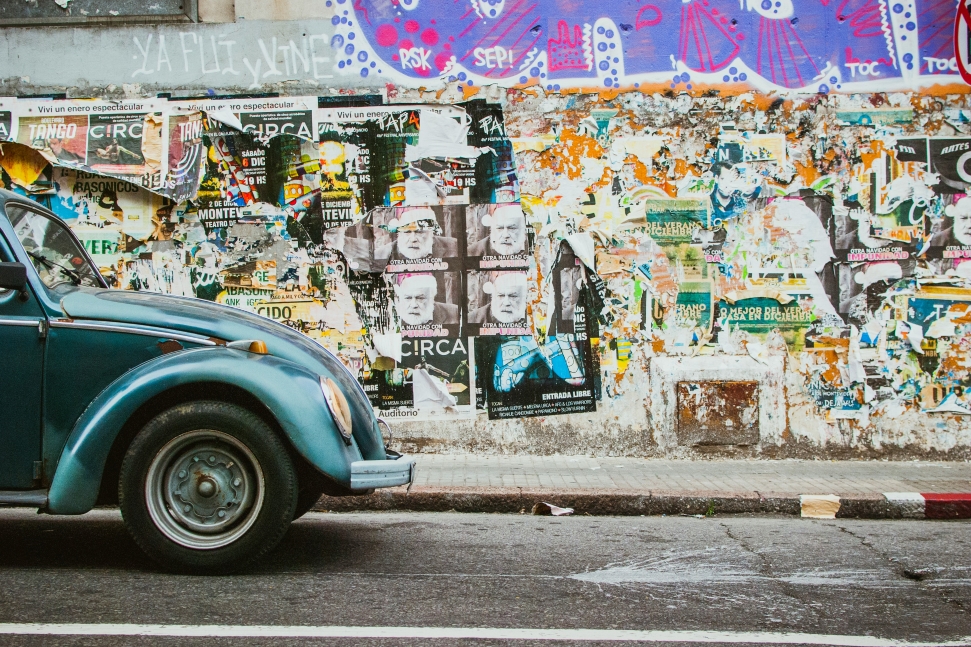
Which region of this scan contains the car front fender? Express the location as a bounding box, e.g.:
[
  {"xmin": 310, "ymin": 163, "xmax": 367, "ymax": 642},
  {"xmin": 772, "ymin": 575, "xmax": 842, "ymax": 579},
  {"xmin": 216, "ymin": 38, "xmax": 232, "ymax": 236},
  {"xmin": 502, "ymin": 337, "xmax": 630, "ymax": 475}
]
[{"xmin": 47, "ymin": 347, "xmax": 362, "ymax": 514}]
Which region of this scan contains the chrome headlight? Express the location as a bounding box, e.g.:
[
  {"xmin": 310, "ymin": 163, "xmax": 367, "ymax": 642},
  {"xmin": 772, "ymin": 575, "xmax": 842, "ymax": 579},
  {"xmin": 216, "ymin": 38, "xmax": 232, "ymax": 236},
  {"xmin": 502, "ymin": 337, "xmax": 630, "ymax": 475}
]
[
  {"xmin": 321, "ymin": 377, "xmax": 353, "ymax": 443},
  {"xmin": 376, "ymin": 417, "xmax": 393, "ymax": 449}
]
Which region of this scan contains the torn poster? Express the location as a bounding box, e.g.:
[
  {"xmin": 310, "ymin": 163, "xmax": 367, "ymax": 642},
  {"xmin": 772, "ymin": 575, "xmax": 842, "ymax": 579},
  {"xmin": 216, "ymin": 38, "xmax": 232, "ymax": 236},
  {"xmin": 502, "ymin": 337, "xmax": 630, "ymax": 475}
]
[
  {"xmin": 14, "ymin": 99, "xmax": 167, "ymax": 193},
  {"xmin": 477, "ymin": 283, "xmax": 596, "ymax": 420}
]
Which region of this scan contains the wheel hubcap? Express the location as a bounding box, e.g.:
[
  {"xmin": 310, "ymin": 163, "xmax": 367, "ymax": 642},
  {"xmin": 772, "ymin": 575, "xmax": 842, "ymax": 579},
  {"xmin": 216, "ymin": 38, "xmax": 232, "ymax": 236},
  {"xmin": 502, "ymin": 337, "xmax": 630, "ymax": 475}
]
[{"xmin": 145, "ymin": 430, "xmax": 265, "ymax": 550}]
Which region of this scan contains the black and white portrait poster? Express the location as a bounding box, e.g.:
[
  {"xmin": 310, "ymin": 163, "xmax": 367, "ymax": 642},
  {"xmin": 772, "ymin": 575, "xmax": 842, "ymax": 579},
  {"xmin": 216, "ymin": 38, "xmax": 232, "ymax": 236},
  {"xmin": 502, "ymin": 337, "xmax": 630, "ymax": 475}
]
[
  {"xmin": 372, "ymin": 205, "xmax": 465, "ymax": 273},
  {"xmin": 391, "ymin": 271, "xmax": 462, "ymax": 338},
  {"xmin": 467, "ymin": 270, "xmax": 530, "ymax": 336},
  {"xmin": 927, "ymin": 195, "xmax": 971, "ymax": 278},
  {"xmin": 465, "ymin": 202, "xmax": 531, "ymax": 270}
]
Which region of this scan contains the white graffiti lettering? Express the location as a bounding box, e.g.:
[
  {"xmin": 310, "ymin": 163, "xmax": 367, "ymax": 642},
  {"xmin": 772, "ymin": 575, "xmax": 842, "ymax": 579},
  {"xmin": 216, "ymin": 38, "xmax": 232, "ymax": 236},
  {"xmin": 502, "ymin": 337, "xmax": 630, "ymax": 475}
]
[
  {"xmin": 218, "ymin": 39, "xmax": 240, "ymax": 75},
  {"xmin": 179, "ymin": 32, "xmax": 197, "ymax": 73},
  {"xmin": 156, "ymin": 34, "xmax": 172, "ymax": 72},
  {"xmin": 258, "ymin": 37, "xmax": 283, "ymax": 78},
  {"xmin": 128, "ymin": 31, "xmax": 332, "ymax": 87},
  {"xmin": 131, "ymin": 35, "xmax": 154, "ymax": 77},
  {"xmin": 200, "ymin": 35, "xmax": 221, "ymax": 74},
  {"xmin": 309, "ymin": 34, "xmax": 332, "ymax": 80},
  {"xmin": 473, "ymin": 46, "xmax": 515, "ymax": 69},
  {"xmin": 478, "ymin": 115, "xmax": 506, "ymax": 137},
  {"xmin": 399, "ymin": 47, "xmax": 432, "ymax": 71},
  {"xmin": 924, "ymin": 56, "xmax": 959, "ymax": 73},
  {"xmin": 844, "ymin": 61, "xmax": 881, "ymax": 77}
]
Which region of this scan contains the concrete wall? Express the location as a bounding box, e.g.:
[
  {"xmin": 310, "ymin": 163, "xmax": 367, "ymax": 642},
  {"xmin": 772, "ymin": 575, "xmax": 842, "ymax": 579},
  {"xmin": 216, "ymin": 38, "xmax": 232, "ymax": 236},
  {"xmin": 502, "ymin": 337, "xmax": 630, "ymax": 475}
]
[{"xmin": 2, "ymin": 1, "xmax": 971, "ymax": 459}]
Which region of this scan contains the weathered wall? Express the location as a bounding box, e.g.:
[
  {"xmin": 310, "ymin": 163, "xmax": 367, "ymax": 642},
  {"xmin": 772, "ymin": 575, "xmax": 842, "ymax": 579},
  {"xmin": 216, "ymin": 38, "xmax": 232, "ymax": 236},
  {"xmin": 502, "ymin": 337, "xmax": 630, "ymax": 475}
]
[
  {"xmin": 391, "ymin": 89, "xmax": 971, "ymax": 459},
  {"xmin": 2, "ymin": 1, "xmax": 971, "ymax": 459}
]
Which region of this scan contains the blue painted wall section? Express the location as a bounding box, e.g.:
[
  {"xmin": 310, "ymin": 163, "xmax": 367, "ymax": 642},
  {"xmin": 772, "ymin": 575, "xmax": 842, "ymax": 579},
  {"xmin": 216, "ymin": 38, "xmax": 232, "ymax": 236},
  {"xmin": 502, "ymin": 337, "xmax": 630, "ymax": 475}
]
[{"xmin": 330, "ymin": 0, "xmax": 960, "ymax": 91}]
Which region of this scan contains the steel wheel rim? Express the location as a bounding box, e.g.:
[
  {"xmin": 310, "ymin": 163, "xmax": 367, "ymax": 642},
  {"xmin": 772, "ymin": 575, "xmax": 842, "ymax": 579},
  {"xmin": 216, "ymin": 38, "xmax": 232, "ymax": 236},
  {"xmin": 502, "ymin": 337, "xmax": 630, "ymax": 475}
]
[{"xmin": 145, "ymin": 430, "xmax": 266, "ymax": 550}]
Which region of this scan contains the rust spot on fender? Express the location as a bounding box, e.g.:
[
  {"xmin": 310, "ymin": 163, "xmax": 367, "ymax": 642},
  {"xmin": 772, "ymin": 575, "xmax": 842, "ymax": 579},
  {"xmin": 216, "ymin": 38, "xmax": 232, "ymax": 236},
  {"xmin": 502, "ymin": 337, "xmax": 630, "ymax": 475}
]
[{"xmin": 157, "ymin": 340, "xmax": 184, "ymax": 354}]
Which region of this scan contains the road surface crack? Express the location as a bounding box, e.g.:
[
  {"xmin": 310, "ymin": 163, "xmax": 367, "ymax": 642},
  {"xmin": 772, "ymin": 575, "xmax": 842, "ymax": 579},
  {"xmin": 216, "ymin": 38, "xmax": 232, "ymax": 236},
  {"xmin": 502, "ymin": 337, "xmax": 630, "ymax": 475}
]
[
  {"xmin": 837, "ymin": 524, "xmax": 970, "ymax": 617},
  {"xmin": 719, "ymin": 522, "xmax": 818, "ymax": 629}
]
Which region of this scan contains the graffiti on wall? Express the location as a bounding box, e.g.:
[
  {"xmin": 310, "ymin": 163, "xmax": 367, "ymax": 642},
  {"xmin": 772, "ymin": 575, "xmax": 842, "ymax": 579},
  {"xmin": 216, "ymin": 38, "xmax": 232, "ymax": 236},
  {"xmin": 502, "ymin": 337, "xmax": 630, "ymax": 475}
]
[{"xmin": 330, "ymin": 0, "xmax": 964, "ymax": 92}]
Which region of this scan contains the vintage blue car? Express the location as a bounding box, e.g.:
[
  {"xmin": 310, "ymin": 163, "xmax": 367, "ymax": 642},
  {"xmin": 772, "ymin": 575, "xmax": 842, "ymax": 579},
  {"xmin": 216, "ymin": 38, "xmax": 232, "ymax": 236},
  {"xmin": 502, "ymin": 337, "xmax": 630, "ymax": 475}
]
[{"xmin": 0, "ymin": 188, "xmax": 413, "ymax": 572}]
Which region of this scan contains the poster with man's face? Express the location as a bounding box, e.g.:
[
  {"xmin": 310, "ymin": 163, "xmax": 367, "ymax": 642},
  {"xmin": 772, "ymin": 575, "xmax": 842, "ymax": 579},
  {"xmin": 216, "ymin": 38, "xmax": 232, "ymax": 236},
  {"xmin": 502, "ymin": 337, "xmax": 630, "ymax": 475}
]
[
  {"xmin": 467, "ymin": 270, "xmax": 530, "ymax": 336},
  {"xmin": 709, "ymin": 159, "xmax": 763, "ymax": 225},
  {"xmin": 392, "ymin": 271, "xmax": 462, "ymax": 337},
  {"xmin": 18, "ymin": 114, "xmax": 88, "ymax": 166},
  {"xmin": 465, "ymin": 203, "xmax": 531, "ymax": 269},
  {"xmin": 546, "ymin": 241, "xmax": 583, "ymax": 336},
  {"xmin": 371, "ymin": 205, "xmax": 464, "ymax": 273},
  {"xmin": 926, "ymin": 194, "xmax": 971, "ymax": 279},
  {"xmin": 474, "ymin": 281, "xmax": 596, "ymax": 420}
]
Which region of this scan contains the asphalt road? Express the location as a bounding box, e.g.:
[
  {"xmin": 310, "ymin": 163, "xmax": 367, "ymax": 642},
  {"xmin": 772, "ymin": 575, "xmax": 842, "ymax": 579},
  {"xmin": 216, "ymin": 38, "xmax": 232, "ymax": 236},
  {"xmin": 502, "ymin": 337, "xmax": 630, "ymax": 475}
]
[{"xmin": 0, "ymin": 509, "xmax": 969, "ymax": 646}]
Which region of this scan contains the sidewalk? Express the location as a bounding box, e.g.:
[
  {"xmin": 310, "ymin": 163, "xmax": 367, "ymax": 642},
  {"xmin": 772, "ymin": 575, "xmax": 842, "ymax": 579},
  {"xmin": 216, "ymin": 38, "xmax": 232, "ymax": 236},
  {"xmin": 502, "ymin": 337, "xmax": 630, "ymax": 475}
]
[{"xmin": 317, "ymin": 456, "xmax": 971, "ymax": 519}]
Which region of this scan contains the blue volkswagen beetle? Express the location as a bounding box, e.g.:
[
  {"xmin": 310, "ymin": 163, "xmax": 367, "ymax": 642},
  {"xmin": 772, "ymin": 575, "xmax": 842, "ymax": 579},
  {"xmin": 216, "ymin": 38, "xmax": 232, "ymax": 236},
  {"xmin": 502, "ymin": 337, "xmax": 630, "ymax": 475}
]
[{"xmin": 0, "ymin": 188, "xmax": 412, "ymax": 572}]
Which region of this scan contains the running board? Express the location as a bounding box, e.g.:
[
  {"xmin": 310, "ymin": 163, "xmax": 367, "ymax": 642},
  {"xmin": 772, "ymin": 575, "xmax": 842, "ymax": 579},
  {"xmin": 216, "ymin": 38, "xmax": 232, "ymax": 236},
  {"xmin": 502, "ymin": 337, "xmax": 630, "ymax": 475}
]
[{"xmin": 0, "ymin": 490, "xmax": 48, "ymax": 507}]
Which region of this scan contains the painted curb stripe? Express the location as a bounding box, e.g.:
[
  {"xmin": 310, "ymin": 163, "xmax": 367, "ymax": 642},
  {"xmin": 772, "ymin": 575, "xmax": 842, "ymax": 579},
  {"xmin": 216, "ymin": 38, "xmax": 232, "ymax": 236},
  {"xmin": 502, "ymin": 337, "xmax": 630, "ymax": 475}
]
[
  {"xmin": 883, "ymin": 493, "xmax": 971, "ymax": 519},
  {"xmin": 883, "ymin": 493, "xmax": 926, "ymax": 519},
  {"xmin": 0, "ymin": 624, "xmax": 966, "ymax": 646},
  {"xmin": 883, "ymin": 493, "xmax": 925, "ymax": 502},
  {"xmin": 921, "ymin": 493, "xmax": 971, "ymax": 520}
]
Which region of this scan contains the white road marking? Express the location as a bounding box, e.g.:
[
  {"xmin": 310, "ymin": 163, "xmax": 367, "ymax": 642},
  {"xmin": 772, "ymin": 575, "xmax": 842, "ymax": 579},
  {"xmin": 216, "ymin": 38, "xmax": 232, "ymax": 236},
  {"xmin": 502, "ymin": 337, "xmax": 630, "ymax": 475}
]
[{"xmin": 0, "ymin": 624, "xmax": 966, "ymax": 645}]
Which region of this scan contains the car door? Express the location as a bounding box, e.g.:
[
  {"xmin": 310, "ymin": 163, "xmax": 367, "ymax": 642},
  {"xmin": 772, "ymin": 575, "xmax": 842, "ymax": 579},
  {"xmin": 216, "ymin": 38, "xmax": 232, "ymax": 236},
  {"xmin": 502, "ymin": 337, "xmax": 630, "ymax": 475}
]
[{"xmin": 0, "ymin": 233, "xmax": 45, "ymax": 488}]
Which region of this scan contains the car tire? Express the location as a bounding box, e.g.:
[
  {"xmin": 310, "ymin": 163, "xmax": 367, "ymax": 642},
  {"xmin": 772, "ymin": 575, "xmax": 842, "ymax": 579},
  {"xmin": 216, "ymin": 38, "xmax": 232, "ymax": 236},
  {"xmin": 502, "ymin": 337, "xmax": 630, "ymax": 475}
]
[
  {"xmin": 119, "ymin": 401, "xmax": 297, "ymax": 574},
  {"xmin": 293, "ymin": 483, "xmax": 325, "ymax": 520}
]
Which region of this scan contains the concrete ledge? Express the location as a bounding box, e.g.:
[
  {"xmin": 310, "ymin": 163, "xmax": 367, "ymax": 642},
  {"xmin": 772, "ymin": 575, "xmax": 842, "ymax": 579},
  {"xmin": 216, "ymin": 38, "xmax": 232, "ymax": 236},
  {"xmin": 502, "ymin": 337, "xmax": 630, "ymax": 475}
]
[
  {"xmin": 835, "ymin": 494, "xmax": 896, "ymax": 519},
  {"xmin": 311, "ymin": 487, "xmax": 918, "ymax": 518},
  {"xmin": 311, "ymin": 487, "xmax": 971, "ymax": 519}
]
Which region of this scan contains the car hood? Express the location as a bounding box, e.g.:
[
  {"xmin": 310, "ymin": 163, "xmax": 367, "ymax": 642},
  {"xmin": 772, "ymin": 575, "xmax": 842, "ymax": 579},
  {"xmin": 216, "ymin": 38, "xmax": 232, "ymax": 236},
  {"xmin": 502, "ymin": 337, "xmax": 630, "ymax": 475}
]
[{"xmin": 61, "ymin": 288, "xmax": 385, "ymax": 459}]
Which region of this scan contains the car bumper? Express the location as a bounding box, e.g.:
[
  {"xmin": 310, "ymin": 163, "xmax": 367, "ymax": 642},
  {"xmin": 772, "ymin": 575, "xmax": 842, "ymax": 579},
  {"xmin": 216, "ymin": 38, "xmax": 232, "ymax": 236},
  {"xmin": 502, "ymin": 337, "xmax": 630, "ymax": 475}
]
[{"xmin": 349, "ymin": 454, "xmax": 416, "ymax": 490}]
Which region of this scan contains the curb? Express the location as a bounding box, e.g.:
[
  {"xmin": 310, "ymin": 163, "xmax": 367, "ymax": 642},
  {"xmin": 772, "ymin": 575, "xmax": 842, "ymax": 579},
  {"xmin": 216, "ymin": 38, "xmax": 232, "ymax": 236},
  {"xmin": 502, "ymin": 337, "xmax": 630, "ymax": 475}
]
[
  {"xmin": 311, "ymin": 487, "xmax": 971, "ymax": 519},
  {"xmin": 884, "ymin": 492, "xmax": 971, "ymax": 519}
]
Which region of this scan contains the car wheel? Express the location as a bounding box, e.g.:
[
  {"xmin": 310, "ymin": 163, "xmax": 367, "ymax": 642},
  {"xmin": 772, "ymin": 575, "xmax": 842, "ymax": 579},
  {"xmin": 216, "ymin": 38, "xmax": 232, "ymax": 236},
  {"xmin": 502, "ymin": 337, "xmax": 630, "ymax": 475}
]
[{"xmin": 119, "ymin": 401, "xmax": 297, "ymax": 573}]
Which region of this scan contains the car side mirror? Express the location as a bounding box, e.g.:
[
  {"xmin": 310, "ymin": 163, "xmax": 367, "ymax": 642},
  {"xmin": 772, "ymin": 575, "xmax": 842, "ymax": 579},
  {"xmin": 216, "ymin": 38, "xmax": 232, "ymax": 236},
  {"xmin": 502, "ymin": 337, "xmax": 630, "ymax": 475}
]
[{"xmin": 0, "ymin": 262, "xmax": 28, "ymax": 292}]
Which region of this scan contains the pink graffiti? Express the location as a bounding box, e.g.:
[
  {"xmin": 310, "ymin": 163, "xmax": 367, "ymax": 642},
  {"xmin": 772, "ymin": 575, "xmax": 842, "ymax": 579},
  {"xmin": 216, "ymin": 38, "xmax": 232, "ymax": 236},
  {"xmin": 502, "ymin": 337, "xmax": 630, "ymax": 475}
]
[
  {"xmin": 680, "ymin": 1, "xmax": 741, "ymax": 72},
  {"xmin": 376, "ymin": 24, "xmax": 399, "ymax": 47},
  {"xmin": 635, "ymin": 4, "xmax": 663, "ymax": 29},
  {"xmin": 835, "ymin": 0, "xmax": 887, "ymax": 38},
  {"xmin": 756, "ymin": 17, "xmax": 818, "ymax": 87},
  {"xmin": 547, "ymin": 20, "xmax": 588, "ymax": 71}
]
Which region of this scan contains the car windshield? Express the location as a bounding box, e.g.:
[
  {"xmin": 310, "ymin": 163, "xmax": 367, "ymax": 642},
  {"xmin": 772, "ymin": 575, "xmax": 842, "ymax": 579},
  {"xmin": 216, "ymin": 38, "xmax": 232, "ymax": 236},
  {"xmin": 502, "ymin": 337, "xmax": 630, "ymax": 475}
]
[{"xmin": 5, "ymin": 204, "xmax": 103, "ymax": 295}]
